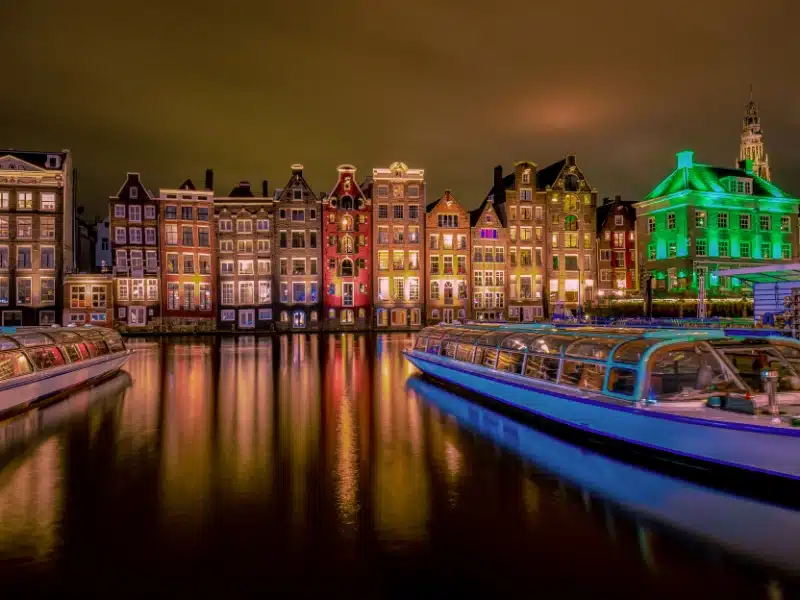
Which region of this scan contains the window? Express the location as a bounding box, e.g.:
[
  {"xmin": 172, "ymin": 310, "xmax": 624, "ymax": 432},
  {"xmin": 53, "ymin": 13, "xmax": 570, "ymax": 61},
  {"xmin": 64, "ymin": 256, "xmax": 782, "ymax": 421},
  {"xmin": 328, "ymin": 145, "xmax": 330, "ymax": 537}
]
[
  {"xmin": 613, "ymin": 251, "xmax": 625, "ymax": 268},
  {"xmin": 41, "ymin": 246, "xmax": 55, "ymax": 269},
  {"xmin": 613, "ymin": 232, "xmax": 625, "ymax": 248},
  {"xmin": 293, "ymin": 282, "xmax": 306, "ymax": 302},
  {"xmin": 309, "ymin": 231, "xmax": 318, "ymax": 249},
  {"xmin": 221, "ymin": 308, "xmax": 235, "ymax": 321},
  {"xmin": 16, "ymin": 247, "xmax": 31, "ymax": 269},
  {"xmin": 437, "ymin": 214, "xmax": 459, "ymax": 228},
  {"xmin": 761, "ymin": 241, "xmax": 772, "ymax": 259},
  {"xmin": 760, "ymin": 215, "xmax": 772, "ymax": 231},
  {"xmin": 534, "ymin": 206, "xmax": 543, "ymax": 220},
  {"xmin": 0, "ymin": 217, "xmax": 7, "ymax": 239},
  {"xmin": 392, "ymin": 250, "xmax": 404, "ymax": 270},
  {"xmin": 378, "ymin": 204, "xmax": 389, "ymax": 219},
  {"xmin": 0, "ymin": 246, "xmax": 7, "ymax": 268},
  {"xmin": 717, "ymin": 212, "xmax": 728, "ymax": 229},
  {"xmin": 291, "ymin": 231, "xmax": 305, "ymax": 248},
  {"xmin": 131, "ymin": 279, "xmax": 145, "ymax": 301},
  {"xmin": 782, "ymin": 244, "xmax": 792, "ymax": 259},
  {"xmin": 145, "ymin": 227, "xmax": 157, "ymax": 245},
  {"xmin": 257, "ymin": 219, "xmax": 269, "ymax": 232},
  {"xmin": 694, "ymin": 210, "xmax": 706, "ymax": 228},
  {"xmin": 290, "ymin": 209, "xmax": 304, "ymax": 222},
  {"xmin": 781, "ymin": 216, "xmax": 791, "ymax": 232},
  {"xmin": 239, "ymin": 282, "xmax": 255, "ymax": 304},
  {"xmin": 39, "ymin": 216, "xmax": 56, "ymax": 239},
  {"xmin": 182, "ymin": 226, "xmax": 193, "ymax": 245},
  {"xmin": 552, "ymin": 255, "xmax": 559, "ymax": 271},
  {"xmin": 259, "ymin": 308, "xmax": 272, "ymax": 321},
  {"xmin": 430, "ymin": 255, "xmax": 440, "ymax": 275},
  {"xmin": 182, "ymin": 283, "xmax": 195, "ymax": 310},
  {"xmin": 71, "ymin": 285, "xmax": 87, "ymax": 308},
  {"xmin": 221, "ymin": 282, "xmax": 234, "ymax": 305},
  {"xmin": 719, "ymin": 240, "xmax": 729, "ymax": 257},
  {"xmin": 279, "ymin": 231, "xmax": 287, "ymax": 248},
  {"xmin": 0, "ymin": 191, "xmax": 9, "ymax": 209},
  {"xmin": 165, "ymin": 224, "xmax": 178, "ymax": 245},
  {"xmin": 430, "ymin": 281, "xmax": 440, "ymax": 299},
  {"xmin": 393, "ymin": 205, "xmax": 404, "ymax": 220},
  {"xmin": 408, "ymin": 226, "xmax": 420, "ymax": 243},
  {"xmin": 564, "ymin": 215, "xmax": 578, "ymax": 231},
  {"xmin": 408, "ymin": 205, "xmax": 419, "ymax": 220},
  {"xmin": 16, "ymin": 278, "xmax": 31, "ymax": 304},
  {"xmin": 409, "ymin": 278, "xmax": 420, "ymax": 301},
  {"xmin": 240, "ymin": 259, "xmax": 255, "ymax": 275},
  {"xmin": 695, "ymin": 239, "xmax": 707, "ymax": 257},
  {"xmin": 258, "ymin": 280, "xmax": 271, "ymax": 304},
  {"xmin": 257, "ymin": 239, "xmax": 270, "ymax": 253},
  {"xmin": 614, "ymin": 214, "xmax": 623, "ymax": 227},
  {"xmin": 198, "ymin": 227, "xmax": 210, "ymax": 246},
  {"xmin": 292, "ymin": 259, "xmax": 306, "ymax": 275},
  {"xmin": 408, "ymin": 185, "xmax": 420, "ymax": 198},
  {"xmin": 258, "ymin": 259, "xmax": 271, "ymax": 275},
  {"xmin": 147, "ymin": 279, "xmax": 158, "ymax": 301},
  {"xmin": 219, "ymin": 219, "xmax": 233, "ymax": 232},
  {"xmin": 293, "ymin": 188, "xmax": 303, "ymax": 201},
  {"xmin": 740, "ymin": 241, "xmax": 751, "ymax": 258},
  {"xmin": 181, "ymin": 206, "xmax": 193, "ymax": 220},
  {"xmin": 17, "ymin": 191, "xmax": 33, "ymax": 209},
  {"xmin": 166, "ymin": 253, "xmax": 178, "ymax": 274},
  {"xmin": 377, "ymin": 185, "xmax": 389, "ymax": 198},
  {"xmin": 485, "ymin": 247, "xmax": 494, "ymax": 263},
  {"xmin": 128, "ymin": 205, "xmax": 141, "ymax": 222},
  {"xmin": 668, "ymin": 241, "xmax": 677, "ymax": 258},
  {"xmin": 183, "ymin": 254, "xmax": 195, "ymax": 274},
  {"xmin": 197, "ymin": 207, "xmax": 209, "ymax": 221},
  {"xmin": 129, "ymin": 228, "xmax": 142, "ymax": 244},
  {"xmin": 144, "ymin": 205, "xmax": 156, "ymax": 220},
  {"xmin": 667, "ymin": 213, "xmax": 675, "ymax": 230},
  {"xmin": 520, "ymin": 188, "xmax": 532, "ymax": 201}
]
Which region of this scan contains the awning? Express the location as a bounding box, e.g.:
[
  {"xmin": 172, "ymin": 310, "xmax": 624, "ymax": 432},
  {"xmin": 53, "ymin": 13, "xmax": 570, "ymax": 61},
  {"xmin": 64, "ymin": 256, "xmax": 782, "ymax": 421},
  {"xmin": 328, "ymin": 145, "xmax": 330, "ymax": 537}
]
[{"xmin": 714, "ymin": 263, "xmax": 800, "ymax": 283}]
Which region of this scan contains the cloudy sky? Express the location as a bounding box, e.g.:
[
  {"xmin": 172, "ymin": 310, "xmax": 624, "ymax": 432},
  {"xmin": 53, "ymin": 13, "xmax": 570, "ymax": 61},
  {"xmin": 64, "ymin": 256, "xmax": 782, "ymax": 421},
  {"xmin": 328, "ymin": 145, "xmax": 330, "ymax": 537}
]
[{"xmin": 1, "ymin": 0, "xmax": 798, "ymax": 218}]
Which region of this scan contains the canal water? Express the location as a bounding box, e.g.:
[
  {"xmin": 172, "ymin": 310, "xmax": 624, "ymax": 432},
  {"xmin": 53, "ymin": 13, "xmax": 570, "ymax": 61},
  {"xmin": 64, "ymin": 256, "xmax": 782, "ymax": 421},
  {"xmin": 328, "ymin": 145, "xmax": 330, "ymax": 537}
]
[{"xmin": 0, "ymin": 335, "xmax": 798, "ymax": 598}]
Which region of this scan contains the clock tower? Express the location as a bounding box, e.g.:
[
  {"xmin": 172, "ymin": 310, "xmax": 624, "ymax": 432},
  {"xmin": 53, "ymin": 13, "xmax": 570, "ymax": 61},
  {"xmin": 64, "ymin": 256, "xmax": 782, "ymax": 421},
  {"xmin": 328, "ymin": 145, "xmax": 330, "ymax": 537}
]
[{"xmin": 737, "ymin": 85, "xmax": 771, "ymax": 181}]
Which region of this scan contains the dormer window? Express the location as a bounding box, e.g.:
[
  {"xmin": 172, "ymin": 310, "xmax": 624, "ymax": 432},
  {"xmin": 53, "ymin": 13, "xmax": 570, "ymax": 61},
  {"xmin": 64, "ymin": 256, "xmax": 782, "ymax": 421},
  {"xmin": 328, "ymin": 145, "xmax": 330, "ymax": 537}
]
[
  {"xmin": 129, "ymin": 186, "xmax": 139, "ymax": 199},
  {"xmin": 293, "ymin": 188, "xmax": 303, "ymax": 201},
  {"xmin": 724, "ymin": 177, "xmax": 753, "ymax": 195},
  {"xmin": 46, "ymin": 155, "xmax": 61, "ymax": 169},
  {"xmin": 522, "ymin": 169, "xmax": 531, "ymax": 185}
]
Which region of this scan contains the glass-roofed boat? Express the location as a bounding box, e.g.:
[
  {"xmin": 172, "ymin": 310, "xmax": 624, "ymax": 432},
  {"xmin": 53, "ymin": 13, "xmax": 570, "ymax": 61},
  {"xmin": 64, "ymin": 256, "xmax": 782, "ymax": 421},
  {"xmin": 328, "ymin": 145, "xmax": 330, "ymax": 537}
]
[
  {"xmin": 405, "ymin": 324, "xmax": 800, "ymax": 485},
  {"xmin": 0, "ymin": 326, "xmax": 132, "ymax": 415}
]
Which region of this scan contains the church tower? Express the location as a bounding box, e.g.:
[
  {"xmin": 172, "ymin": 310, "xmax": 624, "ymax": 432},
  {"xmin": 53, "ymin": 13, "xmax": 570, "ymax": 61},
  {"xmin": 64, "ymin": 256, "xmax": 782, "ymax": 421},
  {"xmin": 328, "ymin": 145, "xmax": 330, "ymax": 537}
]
[{"xmin": 737, "ymin": 85, "xmax": 771, "ymax": 181}]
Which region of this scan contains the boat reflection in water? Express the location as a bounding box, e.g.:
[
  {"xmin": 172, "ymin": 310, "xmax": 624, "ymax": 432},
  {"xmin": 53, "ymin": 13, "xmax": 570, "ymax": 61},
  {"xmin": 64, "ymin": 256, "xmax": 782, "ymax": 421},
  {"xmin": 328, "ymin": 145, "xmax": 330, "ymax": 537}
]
[{"xmin": 407, "ymin": 374, "xmax": 800, "ymax": 575}]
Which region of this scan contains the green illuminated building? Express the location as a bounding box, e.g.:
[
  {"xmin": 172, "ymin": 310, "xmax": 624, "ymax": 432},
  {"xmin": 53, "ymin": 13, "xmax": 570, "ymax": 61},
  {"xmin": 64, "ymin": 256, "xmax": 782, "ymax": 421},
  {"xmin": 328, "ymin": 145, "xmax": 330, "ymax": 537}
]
[{"xmin": 635, "ymin": 151, "xmax": 800, "ymax": 298}]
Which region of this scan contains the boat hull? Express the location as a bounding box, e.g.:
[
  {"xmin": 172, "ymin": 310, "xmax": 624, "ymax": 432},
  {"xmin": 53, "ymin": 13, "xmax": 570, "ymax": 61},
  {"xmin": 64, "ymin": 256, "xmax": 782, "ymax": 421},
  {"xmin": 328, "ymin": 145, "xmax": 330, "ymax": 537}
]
[
  {"xmin": 405, "ymin": 350, "xmax": 800, "ymax": 484},
  {"xmin": 0, "ymin": 351, "xmax": 132, "ymax": 415}
]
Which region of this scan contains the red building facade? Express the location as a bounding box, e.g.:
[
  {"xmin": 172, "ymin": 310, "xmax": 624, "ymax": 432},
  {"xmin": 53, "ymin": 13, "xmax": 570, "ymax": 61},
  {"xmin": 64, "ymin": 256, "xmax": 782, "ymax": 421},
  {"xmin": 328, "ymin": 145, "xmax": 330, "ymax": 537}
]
[
  {"xmin": 322, "ymin": 165, "xmax": 371, "ymax": 330},
  {"xmin": 596, "ymin": 195, "xmax": 637, "ymax": 298}
]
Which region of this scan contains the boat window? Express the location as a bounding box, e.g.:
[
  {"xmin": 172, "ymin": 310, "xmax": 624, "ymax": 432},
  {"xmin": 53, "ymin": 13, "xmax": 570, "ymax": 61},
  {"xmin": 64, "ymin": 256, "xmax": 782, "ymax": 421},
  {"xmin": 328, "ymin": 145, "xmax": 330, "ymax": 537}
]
[
  {"xmin": 27, "ymin": 346, "xmax": 67, "ymax": 370},
  {"xmin": 415, "ymin": 336, "xmax": 428, "ymax": 350},
  {"xmin": 11, "ymin": 332, "xmax": 54, "ymax": 348},
  {"xmin": 771, "ymin": 343, "xmax": 800, "ymax": 372},
  {"xmin": 565, "ymin": 338, "xmax": 618, "ymax": 361},
  {"xmin": 442, "ymin": 340, "xmax": 457, "ymax": 358},
  {"xmin": 455, "ymin": 343, "xmax": 474, "ymax": 363},
  {"xmin": 94, "ymin": 341, "xmax": 111, "ymax": 356},
  {"xmin": 0, "ymin": 336, "xmax": 19, "ymax": 351},
  {"xmin": 84, "ymin": 342, "xmax": 98, "ymax": 358},
  {"xmin": 473, "ymin": 347, "xmax": 497, "ymax": 368},
  {"xmin": 607, "ymin": 368, "xmax": 637, "ymax": 397},
  {"xmin": 496, "ymin": 351, "xmax": 524, "ymax": 375},
  {"xmin": 0, "ymin": 351, "xmax": 33, "ymax": 381},
  {"xmin": 64, "ymin": 344, "xmax": 82, "ymax": 363},
  {"xmin": 476, "ymin": 331, "xmax": 514, "ymax": 348},
  {"xmin": 528, "ymin": 335, "xmax": 574, "ymax": 355},
  {"xmin": 105, "ymin": 334, "xmax": 126, "ymax": 353},
  {"xmin": 76, "ymin": 343, "xmax": 91, "ymax": 360},
  {"xmin": 47, "ymin": 330, "xmax": 82, "ymax": 344},
  {"xmin": 561, "ymin": 360, "xmax": 605, "ymax": 391},
  {"xmin": 453, "ymin": 329, "xmax": 486, "ymax": 344},
  {"xmin": 649, "ymin": 344, "xmax": 736, "ymax": 400},
  {"xmin": 500, "ymin": 334, "xmax": 542, "ymax": 352},
  {"xmin": 612, "ymin": 340, "xmax": 658, "ymax": 365},
  {"xmin": 523, "ymin": 355, "xmax": 559, "ymax": 382},
  {"xmin": 714, "ymin": 345, "xmax": 800, "ymax": 394}
]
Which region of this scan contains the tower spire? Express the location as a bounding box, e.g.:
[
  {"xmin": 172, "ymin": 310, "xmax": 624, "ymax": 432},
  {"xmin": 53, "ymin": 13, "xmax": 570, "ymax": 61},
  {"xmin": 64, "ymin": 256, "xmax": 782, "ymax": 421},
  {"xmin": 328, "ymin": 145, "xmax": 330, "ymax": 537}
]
[{"xmin": 737, "ymin": 86, "xmax": 771, "ymax": 181}]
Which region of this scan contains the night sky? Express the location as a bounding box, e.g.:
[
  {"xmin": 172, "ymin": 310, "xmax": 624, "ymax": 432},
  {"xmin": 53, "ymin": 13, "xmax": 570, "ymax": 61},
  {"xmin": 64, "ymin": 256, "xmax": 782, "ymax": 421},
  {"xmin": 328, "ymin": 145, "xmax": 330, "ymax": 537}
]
[{"xmin": 1, "ymin": 1, "xmax": 798, "ymax": 219}]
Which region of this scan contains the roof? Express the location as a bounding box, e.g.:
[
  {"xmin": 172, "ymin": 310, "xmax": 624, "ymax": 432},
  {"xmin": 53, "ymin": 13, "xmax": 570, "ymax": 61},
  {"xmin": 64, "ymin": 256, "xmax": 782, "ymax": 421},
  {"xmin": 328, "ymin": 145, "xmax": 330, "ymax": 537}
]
[
  {"xmin": 469, "ymin": 197, "xmax": 506, "ymax": 228},
  {"xmin": 645, "ymin": 162, "xmax": 792, "ymax": 201},
  {"xmin": 714, "ymin": 263, "xmax": 800, "ymax": 284},
  {"xmin": 228, "ymin": 182, "xmax": 254, "ymax": 197},
  {"xmin": 596, "ymin": 197, "xmax": 636, "ymax": 234},
  {"xmin": 535, "ymin": 159, "xmax": 566, "ymax": 191},
  {"xmin": 0, "ymin": 149, "xmax": 68, "ymax": 170},
  {"xmin": 427, "ymin": 189, "xmax": 464, "ymax": 214},
  {"xmin": 179, "ymin": 179, "xmax": 196, "ymax": 191}
]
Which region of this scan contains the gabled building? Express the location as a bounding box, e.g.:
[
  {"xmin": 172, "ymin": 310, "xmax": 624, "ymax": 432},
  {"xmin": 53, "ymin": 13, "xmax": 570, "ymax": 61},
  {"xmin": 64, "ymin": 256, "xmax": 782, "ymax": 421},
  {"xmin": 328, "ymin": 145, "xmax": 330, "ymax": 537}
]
[
  {"xmin": 425, "ymin": 190, "xmax": 470, "ymax": 324},
  {"xmin": 109, "ymin": 172, "xmax": 160, "ymax": 329},
  {"xmin": 636, "ymin": 150, "xmax": 800, "ymax": 298},
  {"xmin": 159, "ymin": 171, "xmax": 216, "ymax": 331},
  {"xmin": 322, "ymin": 165, "xmax": 371, "ymax": 330},
  {"xmin": 469, "ymin": 196, "xmax": 507, "ymax": 322},
  {"xmin": 487, "ymin": 163, "xmax": 545, "ymax": 321},
  {"xmin": 274, "ymin": 164, "xmax": 322, "ymax": 330},
  {"xmin": 537, "ymin": 154, "xmax": 597, "ymax": 313},
  {"xmin": 596, "ymin": 195, "xmax": 637, "ymax": 298},
  {"xmin": 0, "ymin": 149, "xmax": 73, "ymax": 326},
  {"xmin": 215, "ymin": 180, "xmax": 273, "ymax": 331},
  {"xmin": 372, "ymin": 162, "xmax": 425, "ymax": 329}
]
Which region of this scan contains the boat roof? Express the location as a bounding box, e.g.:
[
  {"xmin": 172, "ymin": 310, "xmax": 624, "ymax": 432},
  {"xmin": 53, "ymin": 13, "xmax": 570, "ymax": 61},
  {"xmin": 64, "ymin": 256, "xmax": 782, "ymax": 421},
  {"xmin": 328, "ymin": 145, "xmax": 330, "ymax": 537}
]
[
  {"xmin": 0, "ymin": 326, "xmax": 122, "ymax": 351},
  {"xmin": 714, "ymin": 262, "xmax": 800, "ymax": 283}
]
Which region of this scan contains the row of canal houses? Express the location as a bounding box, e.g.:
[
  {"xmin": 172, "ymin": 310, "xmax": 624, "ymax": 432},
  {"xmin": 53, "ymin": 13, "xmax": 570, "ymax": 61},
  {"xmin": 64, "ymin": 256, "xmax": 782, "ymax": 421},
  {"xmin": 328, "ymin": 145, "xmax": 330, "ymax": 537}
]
[{"xmin": 108, "ymin": 157, "xmax": 614, "ymax": 331}]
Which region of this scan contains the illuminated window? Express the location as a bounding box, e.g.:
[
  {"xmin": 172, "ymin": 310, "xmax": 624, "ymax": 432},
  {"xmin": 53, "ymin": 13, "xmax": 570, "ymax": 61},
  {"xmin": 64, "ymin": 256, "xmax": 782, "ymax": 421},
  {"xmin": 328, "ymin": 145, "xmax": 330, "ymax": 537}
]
[
  {"xmin": 667, "ymin": 213, "xmax": 676, "ymax": 229},
  {"xmin": 717, "ymin": 212, "xmax": 728, "ymax": 229},
  {"xmin": 740, "ymin": 241, "xmax": 751, "ymax": 258},
  {"xmin": 564, "ymin": 215, "xmax": 578, "ymax": 231},
  {"xmin": 668, "ymin": 242, "xmax": 677, "ymax": 258},
  {"xmin": 760, "ymin": 215, "xmax": 772, "ymax": 231},
  {"xmin": 520, "ymin": 188, "xmax": 532, "ymax": 201},
  {"xmin": 430, "ymin": 281, "xmax": 440, "ymax": 299},
  {"xmin": 647, "ymin": 217, "xmax": 655, "ymax": 233},
  {"xmin": 781, "ymin": 216, "xmax": 791, "ymax": 232},
  {"xmin": 534, "ymin": 206, "xmax": 543, "ymax": 220},
  {"xmin": 647, "ymin": 244, "xmax": 656, "ymax": 260},
  {"xmin": 782, "ymin": 244, "xmax": 792, "ymax": 259},
  {"xmin": 761, "ymin": 242, "xmax": 771, "ymax": 259},
  {"xmin": 695, "ymin": 210, "xmax": 706, "ymax": 228},
  {"xmin": 719, "ymin": 240, "xmax": 729, "ymax": 258},
  {"xmin": 564, "ymin": 195, "xmax": 578, "ymax": 211}
]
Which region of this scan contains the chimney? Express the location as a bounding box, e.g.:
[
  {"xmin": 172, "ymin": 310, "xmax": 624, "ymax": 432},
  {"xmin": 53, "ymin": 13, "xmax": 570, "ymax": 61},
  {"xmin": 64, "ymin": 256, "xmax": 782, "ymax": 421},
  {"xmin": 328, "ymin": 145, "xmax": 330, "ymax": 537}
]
[
  {"xmin": 493, "ymin": 165, "xmax": 505, "ymax": 204},
  {"xmin": 262, "ymin": 179, "xmax": 269, "ymax": 198},
  {"xmin": 204, "ymin": 168, "xmax": 214, "ymax": 191},
  {"xmin": 566, "ymin": 154, "xmax": 576, "ymax": 166},
  {"xmin": 602, "ymin": 196, "xmax": 610, "ymax": 204},
  {"xmin": 676, "ymin": 150, "xmax": 694, "ymax": 169},
  {"xmin": 291, "ymin": 163, "xmax": 304, "ymax": 176},
  {"xmin": 615, "ymin": 195, "xmax": 622, "ymax": 202}
]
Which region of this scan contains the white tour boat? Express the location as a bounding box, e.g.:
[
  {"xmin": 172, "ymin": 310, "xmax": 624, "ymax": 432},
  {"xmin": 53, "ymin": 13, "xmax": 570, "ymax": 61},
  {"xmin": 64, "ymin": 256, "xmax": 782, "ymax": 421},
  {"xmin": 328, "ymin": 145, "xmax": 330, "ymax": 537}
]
[
  {"xmin": 0, "ymin": 326, "xmax": 132, "ymax": 416},
  {"xmin": 404, "ymin": 324, "xmax": 800, "ymax": 488}
]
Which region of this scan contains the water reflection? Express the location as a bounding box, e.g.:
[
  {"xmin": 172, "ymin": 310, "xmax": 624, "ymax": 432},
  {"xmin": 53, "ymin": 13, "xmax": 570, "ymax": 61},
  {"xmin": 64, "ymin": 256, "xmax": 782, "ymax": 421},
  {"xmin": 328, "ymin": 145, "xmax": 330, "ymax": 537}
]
[{"xmin": 0, "ymin": 336, "xmax": 796, "ymax": 597}]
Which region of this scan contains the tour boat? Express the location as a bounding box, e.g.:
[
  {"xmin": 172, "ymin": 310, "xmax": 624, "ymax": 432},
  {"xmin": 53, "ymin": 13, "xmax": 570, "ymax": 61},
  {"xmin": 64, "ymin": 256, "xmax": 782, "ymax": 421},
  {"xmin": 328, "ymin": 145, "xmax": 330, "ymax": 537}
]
[
  {"xmin": 404, "ymin": 324, "xmax": 800, "ymax": 488},
  {"xmin": 0, "ymin": 326, "xmax": 132, "ymax": 416}
]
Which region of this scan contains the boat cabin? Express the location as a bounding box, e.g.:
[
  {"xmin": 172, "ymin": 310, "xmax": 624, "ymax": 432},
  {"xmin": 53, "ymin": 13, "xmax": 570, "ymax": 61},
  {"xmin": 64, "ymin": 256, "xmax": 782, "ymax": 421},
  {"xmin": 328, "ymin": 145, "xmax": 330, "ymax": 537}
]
[{"xmin": 412, "ymin": 325, "xmax": 800, "ymax": 410}]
